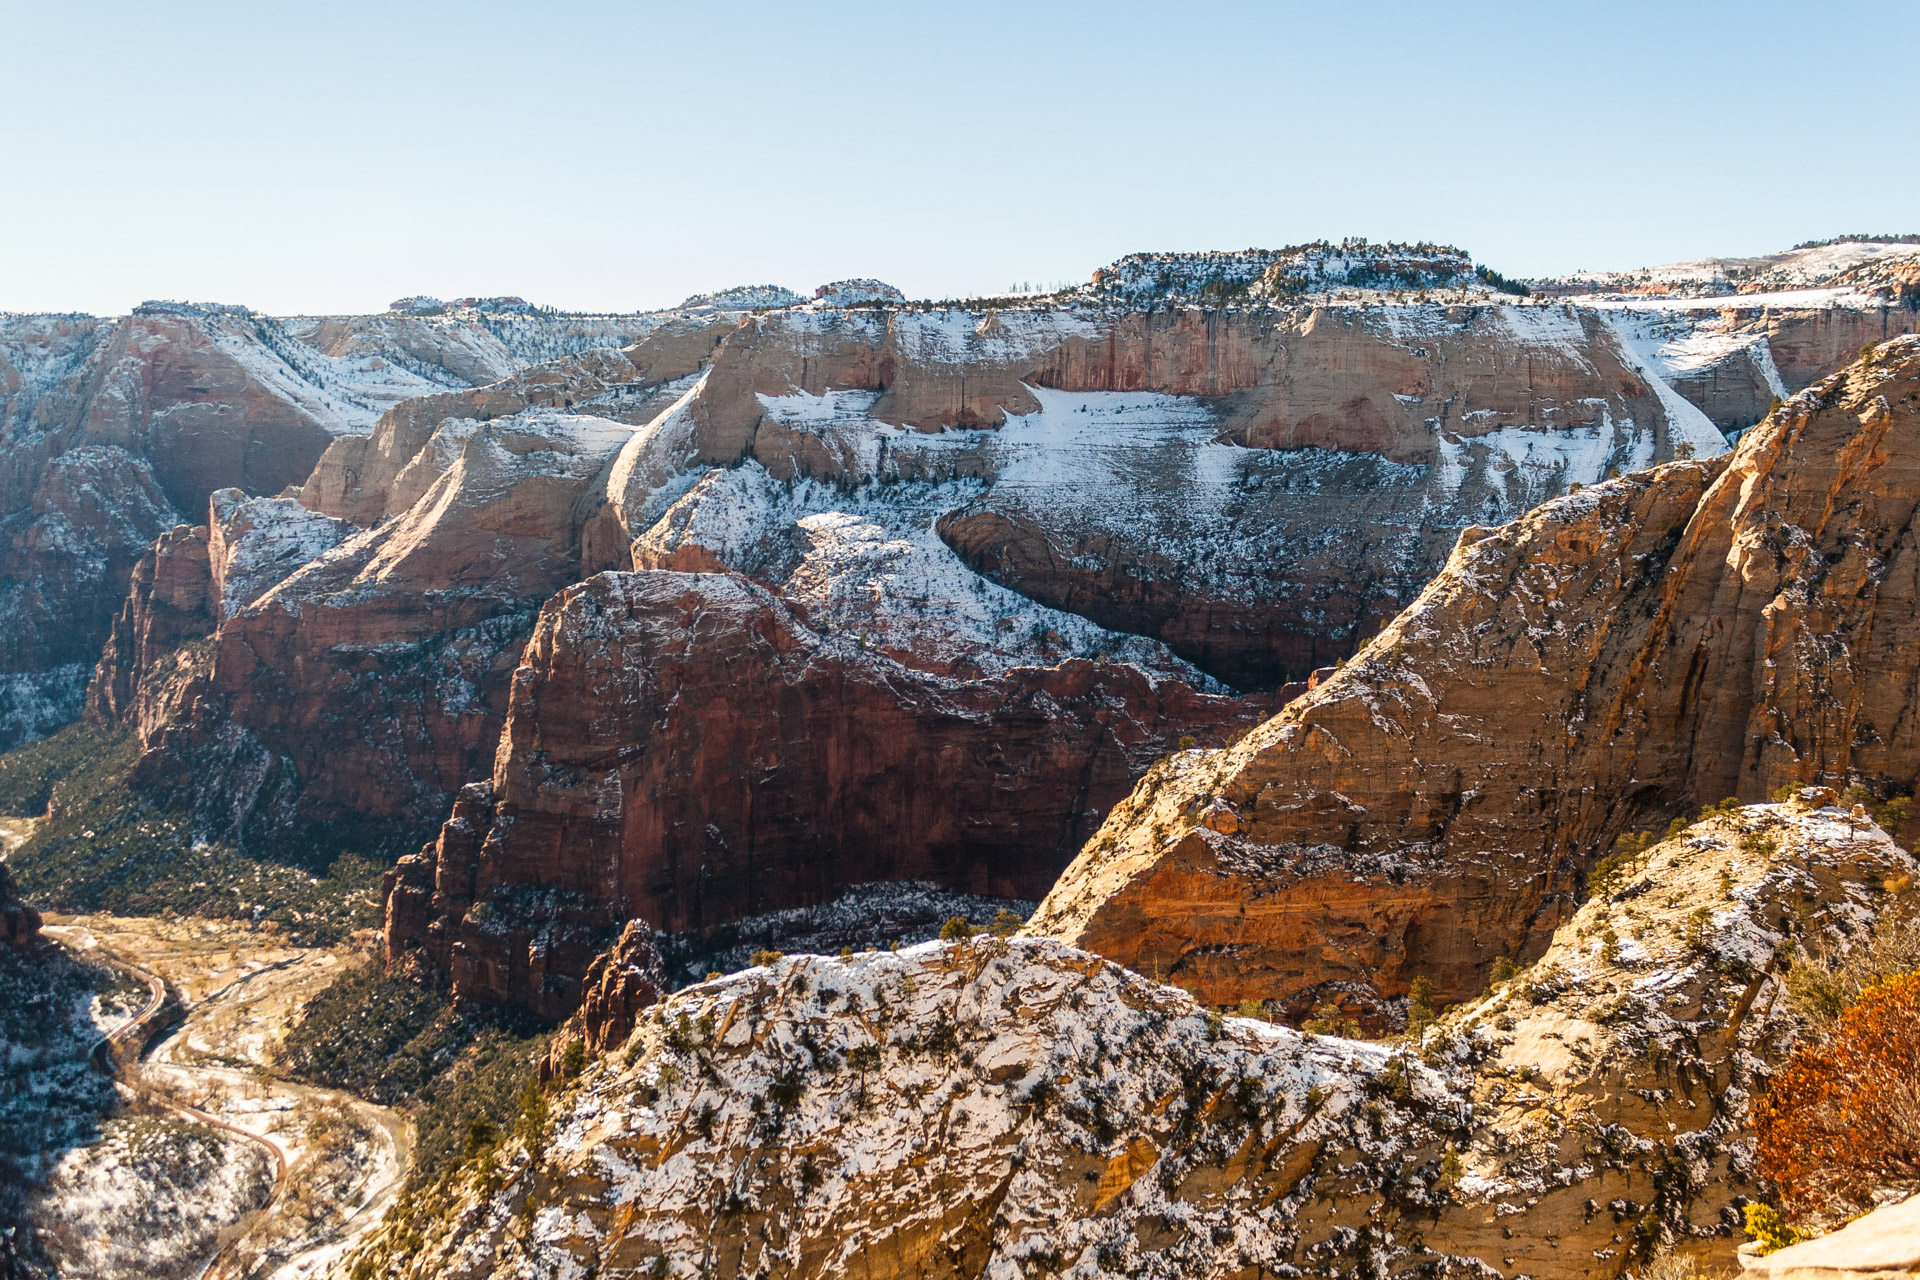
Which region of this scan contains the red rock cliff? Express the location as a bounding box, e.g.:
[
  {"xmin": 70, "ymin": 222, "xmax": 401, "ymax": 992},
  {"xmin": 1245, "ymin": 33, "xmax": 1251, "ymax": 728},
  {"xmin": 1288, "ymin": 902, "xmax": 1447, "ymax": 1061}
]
[{"xmin": 384, "ymin": 570, "xmax": 1282, "ymax": 1016}]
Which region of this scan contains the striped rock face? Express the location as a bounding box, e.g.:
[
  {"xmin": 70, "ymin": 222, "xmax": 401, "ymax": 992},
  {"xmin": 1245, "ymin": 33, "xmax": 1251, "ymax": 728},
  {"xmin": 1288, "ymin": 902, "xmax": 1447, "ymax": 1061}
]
[{"xmin": 1029, "ymin": 338, "xmax": 1920, "ymax": 1018}]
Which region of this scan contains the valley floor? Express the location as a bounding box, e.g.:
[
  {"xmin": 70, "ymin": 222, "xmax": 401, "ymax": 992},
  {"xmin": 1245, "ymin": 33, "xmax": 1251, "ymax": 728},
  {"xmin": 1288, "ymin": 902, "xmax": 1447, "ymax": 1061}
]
[{"xmin": 36, "ymin": 916, "xmax": 411, "ymax": 1280}]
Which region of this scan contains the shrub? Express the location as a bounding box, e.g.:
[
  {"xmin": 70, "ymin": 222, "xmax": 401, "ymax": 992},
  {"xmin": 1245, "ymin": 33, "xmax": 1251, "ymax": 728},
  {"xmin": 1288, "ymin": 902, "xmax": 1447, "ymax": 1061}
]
[
  {"xmin": 1683, "ymin": 907, "xmax": 1716, "ymax": 952},
  {"xmin": 1488, "ymin": 956, "xmax": 1518, "ymax": 988},
  {"xmin": 938, "ymin": 916, "xmax": 973, "ymax": 943},
  {"xmin": 1699, "ymin": 796, "xmax": 1741, "ymax": 821},
  {"xmin": 1742, "ymin": 1203, "xmax": 1802, "ymax": 1255},
  {"xmin": 1785, "ymin": 903, "xmax": 1920, "ymax": 1033},
  {"xmin": 1600, "ymin": 929, "xmax": 1622, "ymax": 965},
  {"xmin": 1594, "ymin": 830, "xmax": 1655, "ymax": 897},
  {"xmin": 1875, "ymin": 796, "xmax": 1911, "ymax": 842},
  {"xmin": 1753, "ymin": 971, "xmax": 1920, "ymax": 1214},
  {"xmin": 1303, "ymin": 1002, "xmax": 1359, "ymax": 1037},
  {"xmin": 749, "ymin": 949, "xmax": 784, "ymax": 968},
  {"xmin": 1436, "ymin": 1143, "xmax": 1464, "ymax": 1194},
  {"xmin": 988, "ymin": 908, "xmax": 1024, "ymax": 938}
]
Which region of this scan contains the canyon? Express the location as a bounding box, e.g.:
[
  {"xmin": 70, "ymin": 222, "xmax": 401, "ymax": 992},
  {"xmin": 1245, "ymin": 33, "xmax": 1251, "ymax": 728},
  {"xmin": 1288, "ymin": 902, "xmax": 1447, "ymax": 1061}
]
[
  {"xmin": 3, "ymin": 237, "xmax": 1919, "ymax": 1280},
  {"xmin": 6, "ymin": 244, "xmax": 1914, "ymax": 1019},
  {"xmin": 361, "ymin": 794, "xmax": 1916, "ymax": 1280}
]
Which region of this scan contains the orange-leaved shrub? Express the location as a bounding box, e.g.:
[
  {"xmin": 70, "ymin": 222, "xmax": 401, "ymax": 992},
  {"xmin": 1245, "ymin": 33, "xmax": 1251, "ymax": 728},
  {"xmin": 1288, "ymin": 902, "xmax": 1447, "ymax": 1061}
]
[{"xmin": 1753, "ymin": 970, "xmax": 1920, "ymax": 1213}]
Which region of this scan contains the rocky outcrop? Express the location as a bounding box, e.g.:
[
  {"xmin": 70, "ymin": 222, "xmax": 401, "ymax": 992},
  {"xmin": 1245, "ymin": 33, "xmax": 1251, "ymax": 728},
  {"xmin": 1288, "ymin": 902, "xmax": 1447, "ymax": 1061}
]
[
  {"xmin": 88, "ymin": 490, "xmax": 356, "ymax": 740},
  {"xmin": 135, "ymin": 412, "xmax": 639, "ymax": 853},
  {"xmin": 1029, "ymin": 336, "xmax": 1920, "ymax": 1014},
  {"xmin": 0, "ymin": 862, "xmax": 42, "ymax": 956},
  {"xmin": 85, "ymin": 523, "xmax": 214, "ymax": 738},
  {"xmin": 357, "ymin": 800, "xmax": 1915, "ymax": 1280},
  {"xmin": 298, "ymin": 343, "xmax": 702, "ymax": 526},
  {"xmin": 1, "ymin": 445, "xmax": 180, "ymax": 747},
  {"xmin": 284, "ymin": 301, "xmax": 663, "ymax": 389},
  {"xmin": 552, "ymin": 920, "xmax": 669, "ymax": 1071},
  {"xmin": 383, "ymin": 570, "xmax": 1281, "ymax": 1016},
  {"xmin": 0, "ymin": 301, "xmax": 688, "ymax": 752},
  {"xmin": 1635, "ymin": 306, "xmax": 1920, "ymax": 435}
]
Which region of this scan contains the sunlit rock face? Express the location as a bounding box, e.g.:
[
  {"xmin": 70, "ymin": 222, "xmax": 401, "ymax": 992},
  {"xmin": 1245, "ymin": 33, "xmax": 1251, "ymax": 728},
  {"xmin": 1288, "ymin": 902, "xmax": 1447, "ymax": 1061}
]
[
  {"xmin": 1031, "ymin": 337, "xmax": 1920, "ymax": 1016},
  {"xmin": 357, "ymin": 798, "xmax": 1914, "ymax": 1280}
]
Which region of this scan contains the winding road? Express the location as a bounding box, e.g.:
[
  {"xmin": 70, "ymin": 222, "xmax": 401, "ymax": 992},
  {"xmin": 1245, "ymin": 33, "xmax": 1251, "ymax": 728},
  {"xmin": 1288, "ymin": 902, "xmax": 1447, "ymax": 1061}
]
[{"xmin": 44, "ymin": 923, "xmax": 411, "ymax": 1280}]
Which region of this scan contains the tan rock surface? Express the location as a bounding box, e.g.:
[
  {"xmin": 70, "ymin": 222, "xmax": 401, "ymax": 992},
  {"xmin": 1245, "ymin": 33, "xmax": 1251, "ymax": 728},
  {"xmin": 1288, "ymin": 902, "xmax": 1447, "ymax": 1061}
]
[
  {"xmin": 1029, "ymin": 336, "xmax": 1920, "ymax": 1013},
  {"xmin": 137, "ymin": 413, "xmax": 638, "ymax": 851},
  {"xmin": 583, "ymin": 303, "xmax": 1720, "ymax": 689},
  {"xmin": 1737, "ymin": 1193, "xmax": 1920, "ymax": 1279},
  {"xmin": 352, "ymin": 802, "xmax": 1915, "ymax": 1280}
]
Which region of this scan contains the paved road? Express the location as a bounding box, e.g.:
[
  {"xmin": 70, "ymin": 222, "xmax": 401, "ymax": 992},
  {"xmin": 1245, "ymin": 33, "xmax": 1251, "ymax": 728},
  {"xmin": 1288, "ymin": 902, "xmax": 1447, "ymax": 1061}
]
[{"xmin": 45, "ymin": 925, "xmax": 412, "ymax": 1280}]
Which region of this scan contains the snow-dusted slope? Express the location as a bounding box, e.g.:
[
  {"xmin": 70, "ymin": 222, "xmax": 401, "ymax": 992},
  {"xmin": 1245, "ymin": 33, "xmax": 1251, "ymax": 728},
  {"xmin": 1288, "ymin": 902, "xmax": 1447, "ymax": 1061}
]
[
  {"xmin": 349, "ymin": 794, "xmax": 1912, "ymax": 1280},
  {"xmin": 1541, "ymin": 236, "xmax": 1920, "ymax": 302}
]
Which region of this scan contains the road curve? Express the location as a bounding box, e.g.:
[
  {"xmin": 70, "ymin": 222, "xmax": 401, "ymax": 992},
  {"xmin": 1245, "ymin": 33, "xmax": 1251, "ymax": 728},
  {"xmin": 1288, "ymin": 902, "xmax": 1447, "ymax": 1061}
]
[{"xmin": 45, "ymin": 925, "xmax": 411, "ymax": 1280}]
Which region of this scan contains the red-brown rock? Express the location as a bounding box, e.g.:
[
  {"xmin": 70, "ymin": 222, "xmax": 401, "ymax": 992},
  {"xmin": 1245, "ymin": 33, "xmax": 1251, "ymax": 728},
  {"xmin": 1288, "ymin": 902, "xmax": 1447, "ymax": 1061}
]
[
  {"xmin": 385, "ymin": 570, "xmax": 1284, "ymax": 1016},
  {"xmin": 0, "ymin": 863, "xmax": 42, "ymax": 956}
]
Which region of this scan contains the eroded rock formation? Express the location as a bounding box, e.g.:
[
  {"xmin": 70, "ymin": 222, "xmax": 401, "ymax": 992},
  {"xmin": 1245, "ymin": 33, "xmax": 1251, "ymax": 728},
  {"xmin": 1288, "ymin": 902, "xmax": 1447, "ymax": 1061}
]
[
  {"xmin": 580, "ymin": 303, "xmax": 1730, "ymax": 689},
  {"xmin": 1030, "ymin": 336, "xmax": 1920, "ymax": 1013},
  {"xmin": 353, "ymin": 799, "xmax": 1915, "ymax": 1280},
  {"xmin": 0, "ymin": 863, "xmax": 42, "ymax": 956},
  {"xmin": 134, "ymin": 412, "xmax": 640, "ymax": 853},
  {"xmin": 384, "ymin": 570, "xmax": 1280, "ymax": 1015}
]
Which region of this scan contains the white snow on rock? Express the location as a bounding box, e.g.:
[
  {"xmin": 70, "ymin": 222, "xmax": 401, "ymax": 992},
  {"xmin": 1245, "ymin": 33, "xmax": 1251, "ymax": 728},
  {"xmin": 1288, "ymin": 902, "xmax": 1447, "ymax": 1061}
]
[
  {"xmin": 208, "ymin": 489, "xmax": 355, "ymax": 617},
  {"xmin": 637, "ymin": 457, "xmax": 1212, "ymax": 685},
  {"xmin": 1601, "ymin": 312, "xmax": 1735, "ymax": 457},
  {"xmin": 1547, "ymin": 238, "xmax": 1920, "ymax": 301},
  {"xmin": 810, "ymin": 279, "xmax": 906, "ymax": 308}
]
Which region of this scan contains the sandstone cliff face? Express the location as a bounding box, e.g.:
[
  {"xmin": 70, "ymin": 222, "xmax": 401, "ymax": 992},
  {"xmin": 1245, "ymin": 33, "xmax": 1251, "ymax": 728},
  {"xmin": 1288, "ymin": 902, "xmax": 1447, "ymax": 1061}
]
[
  {"xmin": 87, "ymin": 489, "xmax": 358, "ymax": 742},
  {"xmin": 356, "ymin": 800, "xmax": 1914, "ymax": 1280},
  {"xmin": 134, "ymin": 412, "xmax": 639, "ymax": 853},
  {"xmin": 1030, "ymin": 336, "xmax": 1920, "ymax": 1014},
  {"xmin": 0, "ymin": 444, "xmax": 180, "ymax": 748},
  {"xmin": 578, "ymin": 302, "xmax": 1730, "ymax": 690},
  {"xmin": 1616, "ymin": 305, "xmax": 1920, "ymax": 436},
  {"xmin": 384, "ymin": 570, "xmax": 1279, "ymax": 1016},
  {"xmin": 0, "ymin": 301, "xmax": 678, "ymax": 752},
  {"xmin": 298, "ymin": 340, "xmax": 713, "ymax": 527},
  {"xmin": 85, "ymin": 522, "xmax": 215, "ymax": 741}
]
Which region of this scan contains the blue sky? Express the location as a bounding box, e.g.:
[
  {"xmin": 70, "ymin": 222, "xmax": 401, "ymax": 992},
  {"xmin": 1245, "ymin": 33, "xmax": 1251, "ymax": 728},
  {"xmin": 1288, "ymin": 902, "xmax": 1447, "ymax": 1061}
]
[{"xmin": 4, "ymin": 0, "xmax": 1915, "ymax": 316}]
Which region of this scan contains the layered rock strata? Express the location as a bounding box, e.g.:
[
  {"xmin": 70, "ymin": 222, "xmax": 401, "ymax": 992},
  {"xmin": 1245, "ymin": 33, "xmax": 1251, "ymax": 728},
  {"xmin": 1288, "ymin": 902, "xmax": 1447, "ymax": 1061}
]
[
  {"xmin": 132, "ymin": 412, "xmax": 639, "ymax": 853},
  {"xmin": 384, "ymin": 570, "xmax": 1280, "ymax": 1015},
  {"xmin": 356, "ymin": 799, "xmax": 1914, "ymax": 1280},
  {"xmin": 1030, "ymin": 336, "xmax": 1920, "ymax": 1013},
  {"xmin": 582, "ymin": 303, "xmax": 1730, "ymax": 690},
  {"xmin": 0, "ymin": 300, "xmax": 707, "ymax": 752},
  {"xmin": 299, "ymin": 337, "xmax": 719, "ymax": 527}
]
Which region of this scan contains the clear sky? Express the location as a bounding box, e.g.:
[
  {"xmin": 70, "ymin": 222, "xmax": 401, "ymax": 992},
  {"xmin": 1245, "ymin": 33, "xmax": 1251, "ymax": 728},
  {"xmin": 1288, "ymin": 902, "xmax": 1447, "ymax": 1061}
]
[{"xmin": 4, "ymin": 0, "xmax": 1916, "ymax": 317}]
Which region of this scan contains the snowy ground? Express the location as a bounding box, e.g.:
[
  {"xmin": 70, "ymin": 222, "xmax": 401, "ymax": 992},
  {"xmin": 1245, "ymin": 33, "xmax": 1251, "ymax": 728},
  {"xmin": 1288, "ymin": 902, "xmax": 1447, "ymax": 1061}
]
[{"xmin": 32, "ymin": 917, "xmax": 411, "ymax": 1280}]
